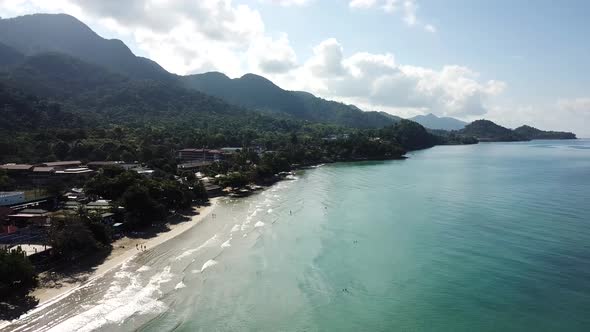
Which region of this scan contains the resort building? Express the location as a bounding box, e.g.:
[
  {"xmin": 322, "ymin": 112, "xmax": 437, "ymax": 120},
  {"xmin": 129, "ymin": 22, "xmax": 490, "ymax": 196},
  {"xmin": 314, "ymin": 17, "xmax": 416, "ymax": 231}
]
[{"xmin": 178, "ymin": 149, "xmax": 227, "ymax": 163}]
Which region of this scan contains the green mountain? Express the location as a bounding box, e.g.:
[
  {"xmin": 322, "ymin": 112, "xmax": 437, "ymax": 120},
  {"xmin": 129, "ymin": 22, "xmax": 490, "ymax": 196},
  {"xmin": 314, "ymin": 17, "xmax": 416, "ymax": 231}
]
[
  {"xmin": 460, "ymin": 120, "xmax": 528, "ymax": 142},
  {"xmin": 0, "ymin": 14, "xmax": 172, "ymax": 82},
  {"xmin": 0, "ymin": 42, "xmax": 24, "ymax": 67},
  {"xmin": 0, "ymin": 14, "xmax": 400, "ymax": 129},
  {"xmin": 460, "ymin": 120, "xmax": 576, "ymax": 142},
  {"xmin": 182, "ymin": 72, "xmax": 400, "ymax": 128},
  {"xmin": 513, "ymin": 125, "xmax": 576, "ymax": 140},
  {"xmin": 0, "ymin": 52, "xmax": 129, "ymax": 99},
  {"xmin": 410, "ymin": 113, "xmax": 466, "ymax": 130}
]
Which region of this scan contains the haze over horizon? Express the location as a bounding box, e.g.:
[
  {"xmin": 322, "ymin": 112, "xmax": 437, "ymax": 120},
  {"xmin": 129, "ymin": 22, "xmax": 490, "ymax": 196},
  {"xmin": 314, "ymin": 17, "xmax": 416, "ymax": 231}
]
[{"xmin": 1, "ymin": 0, "xmax": 588, "ymax": 136}]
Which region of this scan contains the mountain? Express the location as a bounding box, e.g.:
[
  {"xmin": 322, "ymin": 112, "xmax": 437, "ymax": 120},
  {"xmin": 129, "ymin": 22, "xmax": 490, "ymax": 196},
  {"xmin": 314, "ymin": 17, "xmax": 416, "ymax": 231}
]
[
  {"xmin": 460, "ymin": 120, "xmax": 528, "ymax": 142},
  {"xmin": 0, "ymin": 42, "xmax": 24, "ymax": 67},
  {"xmin": 182, "ymin": 72, "xmax": 400, "ymax": 128},
  {"xmin": 0, "ymin": 52, "xmax": 129, "ymax": 99},
  {"xmin": 410, "ymin": 113, "xmax": 467, "ymax": 130},
  {"xmin": 513, "ymin": 125, "xmax": 576, "ymax": 140},
  {"xmin": 0, "ymin": 14, "xmax": 172, "ymax": 82},
  {"xmin": 0, "ymin": 14, "xmax": 401, "ymax": 129}
]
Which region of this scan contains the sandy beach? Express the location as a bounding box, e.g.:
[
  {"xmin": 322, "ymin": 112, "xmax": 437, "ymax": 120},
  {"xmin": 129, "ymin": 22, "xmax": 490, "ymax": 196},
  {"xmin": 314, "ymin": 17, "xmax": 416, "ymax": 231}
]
[{"xmin": 30, "ymin": 197, "xmax": 220, "ymax": 307}]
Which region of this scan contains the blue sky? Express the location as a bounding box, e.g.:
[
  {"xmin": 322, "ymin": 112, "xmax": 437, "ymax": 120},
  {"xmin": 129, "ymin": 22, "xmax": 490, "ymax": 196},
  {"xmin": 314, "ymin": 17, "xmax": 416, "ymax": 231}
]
[
  {"xmin": 0, "ymin": 0, "xmax": 588, "ymax": 135},
  {"xmin": 254, "ymin": 0, "xmax": 590, "ymax": 101}
]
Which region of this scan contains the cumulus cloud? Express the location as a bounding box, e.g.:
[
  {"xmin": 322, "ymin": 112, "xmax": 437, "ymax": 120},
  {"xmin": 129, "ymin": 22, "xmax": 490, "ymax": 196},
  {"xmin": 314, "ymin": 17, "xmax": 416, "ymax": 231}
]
[
  {"xmin": 247, "ymin": 33, "xmax": 298, "ymax": 74},
  {"xmin": 349, "ymin": 0, "xmax": 378, "ymax": 9},
  {"xmin": 0, "ymin": 0, "xmax": 299, "ymax": 77},
  {"xmin": 349, "ymin": 0, "xmax": 435, "ymax": 32},
  {"xmin": 260, "ymin": 0, "xmax": 314, "ymax": 6},
  {"xmin": 284, "ymin": 39, "xmax": 505, "ymax": 117}
]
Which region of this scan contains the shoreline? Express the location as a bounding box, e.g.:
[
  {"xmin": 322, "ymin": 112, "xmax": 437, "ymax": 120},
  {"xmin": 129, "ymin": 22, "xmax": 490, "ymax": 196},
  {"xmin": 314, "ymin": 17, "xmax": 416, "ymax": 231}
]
[{"xmin": 6, "ymin": 197, "xmax": 220, "ymax": 323}]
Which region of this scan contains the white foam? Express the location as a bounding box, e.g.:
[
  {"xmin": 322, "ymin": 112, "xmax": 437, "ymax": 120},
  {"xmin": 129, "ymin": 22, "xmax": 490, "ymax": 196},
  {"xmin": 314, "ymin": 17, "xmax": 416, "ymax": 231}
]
[
  {"xmin": 174, "ymin": 235, "xmax": 219, "ymax": 261},
  {"xmin": 255, "ymin": 221, "xmax": 265, "ymax": 228},
  {"xmin": 200, "ymin": 259, "xmax": 218, "ymax": 272},
  {"xmin": 267, "ymin": 209, "xmax": 273, "ymax": 214},
  {"xmin": 47, "ymin": 266, "xmax": 173, "ymax": 332},
  {"xmin": 231, "ymin": 224, "xmax": 240, "ymax": 232},
  {"xmin": 174, "ymin": 281, "xmax": 186, "ymax": 290},
  {"xmin": 221, "ymin": 238, "xmax": 232, "ymax": 248},
  {"xmin": 137, "ymin": 265, "xmax": 151, "ymax": 272}
]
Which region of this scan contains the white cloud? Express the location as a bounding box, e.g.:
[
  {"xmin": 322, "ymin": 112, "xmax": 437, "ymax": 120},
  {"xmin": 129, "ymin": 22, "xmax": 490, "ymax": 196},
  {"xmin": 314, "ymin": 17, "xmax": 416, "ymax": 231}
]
[
  {"xmin": 276, "ymin": 39, "xmax": 505, "ymax": 117},
  {"xmin": 247, "ymin": 33, "xmax": 298, "ymax": 74},
  {"xmin": 261, "ymin": 0, "xmax": 314, "ymax": 6},
  {"xmin": 349, "ymin": 0, "xmax": 435, "ymax": 32},
  {"xmin": 557, "ymin": 98, "xmax": 590, "ymax": 113},
  {"xmin": 349, "ymin": 0, "xmax": 378, "ymax": 9},
  {"xmin": 0, "ymin": 0, "xmax": 302, "ymax": 77}
]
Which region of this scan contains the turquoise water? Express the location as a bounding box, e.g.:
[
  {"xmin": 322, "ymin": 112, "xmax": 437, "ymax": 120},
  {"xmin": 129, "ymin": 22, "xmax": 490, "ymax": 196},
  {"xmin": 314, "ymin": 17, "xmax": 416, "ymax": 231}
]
[{"xmin": 6, "ymin": 140, "xmax": 590, "ymax": 331}]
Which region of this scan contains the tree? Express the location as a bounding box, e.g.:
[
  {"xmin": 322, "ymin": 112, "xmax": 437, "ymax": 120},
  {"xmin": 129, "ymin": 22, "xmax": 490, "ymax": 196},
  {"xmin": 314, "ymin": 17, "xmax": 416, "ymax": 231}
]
[
  {"xmin": 0, "ymin": 247, "xmax": 39, "ymax": 320},
  {"xmin": 121, "ymin": 185, "xmax": 166, "ymax": 227},
  {"xmin": 0, "ymin": 247, "xmax": 38, "ymax": 298},
  {"xmin": 0, "ymin": 169, "xmax": 14, "ymax": 190},
  {"xmin": 49, "ymin": 217, "xmax": 100, "ymax": 259},
  {"xmin": 52, "ymin": 140, "xmax": 70, "ymax": 160}
]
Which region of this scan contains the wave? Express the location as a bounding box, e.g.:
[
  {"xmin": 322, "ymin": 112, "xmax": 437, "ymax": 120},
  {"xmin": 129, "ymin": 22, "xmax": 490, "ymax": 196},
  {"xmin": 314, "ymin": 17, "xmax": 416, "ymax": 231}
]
[
  {"xmin": 137, "ymin": 265, "xmax": 151, "ymax": 272},
  {"xmin": 221, "ymin": 238, "xmax": 232, "ymax": 248},
  {"xmin": 174, "ymin": 234, "xmax": 219, "ymax": 261},
  {"xmin": 47, "ymin": 265, "xmax": 173, "ymax": 332},
  {"xmin": 200, "ymin": 259, "xmax": 218, "ymax": 272}
]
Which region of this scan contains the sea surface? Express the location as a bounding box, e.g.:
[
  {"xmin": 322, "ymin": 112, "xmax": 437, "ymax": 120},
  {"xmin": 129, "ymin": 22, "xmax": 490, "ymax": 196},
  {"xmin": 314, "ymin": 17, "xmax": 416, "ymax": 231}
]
[{"xmin": 5, "ymin": 140, "xmax": 590, "ymax": 332}]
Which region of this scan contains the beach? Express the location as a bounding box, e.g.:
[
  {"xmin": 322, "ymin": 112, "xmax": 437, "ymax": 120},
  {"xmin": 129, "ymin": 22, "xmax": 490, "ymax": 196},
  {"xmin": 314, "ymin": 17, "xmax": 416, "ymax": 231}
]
[{"xmin": 18, "ymin": 197, "xmax": 220, "ymax": 311}]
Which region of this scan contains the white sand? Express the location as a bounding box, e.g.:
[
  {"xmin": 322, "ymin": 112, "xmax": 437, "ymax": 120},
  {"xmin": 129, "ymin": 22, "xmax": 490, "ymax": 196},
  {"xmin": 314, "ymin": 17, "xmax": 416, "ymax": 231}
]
[{"xmin": 31, "ymin": 198, "xmax": 220, "ymax": 306}]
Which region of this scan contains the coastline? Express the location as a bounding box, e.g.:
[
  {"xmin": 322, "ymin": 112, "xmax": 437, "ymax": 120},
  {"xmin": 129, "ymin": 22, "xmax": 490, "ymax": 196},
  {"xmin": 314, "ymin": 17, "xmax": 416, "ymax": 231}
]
[{"xmin": 16, "ymin": 197, "xmax": 220, "ymax": 315}]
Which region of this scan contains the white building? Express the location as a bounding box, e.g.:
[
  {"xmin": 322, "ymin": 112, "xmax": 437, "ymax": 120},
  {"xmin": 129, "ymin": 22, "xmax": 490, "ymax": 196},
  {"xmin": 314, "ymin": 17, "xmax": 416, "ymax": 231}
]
[{"xmin": 0, "ymin": 191, "xmax": 25, "ymax": 206}]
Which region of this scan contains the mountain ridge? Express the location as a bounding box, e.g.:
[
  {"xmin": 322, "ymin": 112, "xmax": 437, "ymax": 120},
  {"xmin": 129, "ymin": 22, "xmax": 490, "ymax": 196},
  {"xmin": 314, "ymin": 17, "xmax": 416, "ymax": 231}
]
[{"xmin": 410, "ymin": 113, "xmax": 467, "ymax": 131}]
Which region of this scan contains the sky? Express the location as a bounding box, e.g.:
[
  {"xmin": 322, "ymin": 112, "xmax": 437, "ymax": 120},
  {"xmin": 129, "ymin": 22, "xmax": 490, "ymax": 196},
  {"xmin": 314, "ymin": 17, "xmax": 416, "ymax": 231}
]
[{"xmin": 0, "ymin": 0, "xmax": 589, "ymax": 136}]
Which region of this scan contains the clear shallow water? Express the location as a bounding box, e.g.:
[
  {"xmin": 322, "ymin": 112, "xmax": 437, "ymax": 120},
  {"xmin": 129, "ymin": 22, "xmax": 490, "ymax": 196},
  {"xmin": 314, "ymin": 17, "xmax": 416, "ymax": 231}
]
[{"xmin": 5, "ymin": 140, "xmax": 590, "ymax": 332}]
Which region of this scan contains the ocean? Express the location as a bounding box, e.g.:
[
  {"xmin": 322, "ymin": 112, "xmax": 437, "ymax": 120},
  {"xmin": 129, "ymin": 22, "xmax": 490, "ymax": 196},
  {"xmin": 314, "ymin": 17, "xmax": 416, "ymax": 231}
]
[{"xmin": 5, "ymin": 140, "xmax": 590, "ymax": 331}]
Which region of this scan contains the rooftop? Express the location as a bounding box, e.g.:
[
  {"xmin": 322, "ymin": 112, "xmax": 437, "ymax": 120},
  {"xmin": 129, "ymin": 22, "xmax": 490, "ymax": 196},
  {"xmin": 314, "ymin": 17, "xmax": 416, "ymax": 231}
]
[
  {"xmin": 33, "ymin": 167, "xmax": 55, "ymax": 173},
  {"xmin": 0, "ymin": 164, "xmax": 33, "ymax": 170},
  {"xmin": 87, "ymin": 161, "xmax": 124, "ymax": 166},
  {"xmin": 41, "ymin": 161, "xmax": 82, "ymax": 167}
]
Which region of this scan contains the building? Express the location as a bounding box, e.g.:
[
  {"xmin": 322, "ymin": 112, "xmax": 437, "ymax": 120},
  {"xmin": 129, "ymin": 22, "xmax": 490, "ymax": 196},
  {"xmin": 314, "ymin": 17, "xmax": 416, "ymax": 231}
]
[
  {"xmin": 86, "ymin": 200, "xmax": 112, "ymax": 212},
  {"xmin": 178, "ymin": 160, "xmax": 213, "ymax": 171},
  {"xmin": 0, "ymin": 192, "xmax": 25, "ymax": 206},
  {"xmin": 178, "ymin": 149, "xmax": 226, "ymax": 163},
  {"xmin": 2, "ymin": 162, "xmax": 92, "ymax": 187},
  {"xmin": 7, "ymin": 209, "xmax": 50, "ymax": 228},
  {"xmin": 40, "ymin": 161, "xmax": 82, "ymax": 170},
  {"xmin": 204, "ymin": 184, "xmax": 223, "ymax": 197},
  {"xmin": 87, "ymin": 161, "xmax": 124, "ymax": 169},
  {"xmin": 0, "ymin": 164, "xmax": 34, "ymax": 173}
]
